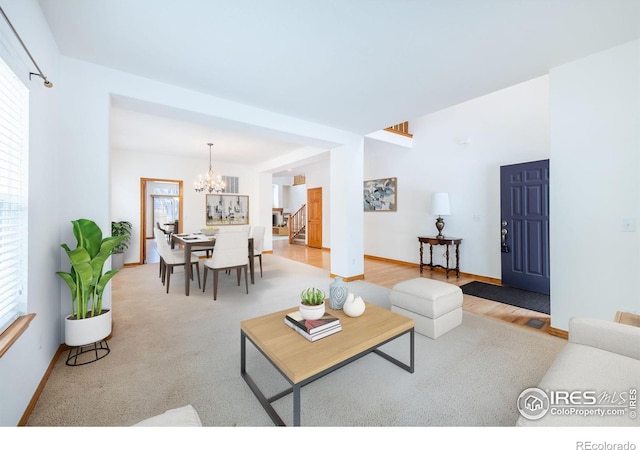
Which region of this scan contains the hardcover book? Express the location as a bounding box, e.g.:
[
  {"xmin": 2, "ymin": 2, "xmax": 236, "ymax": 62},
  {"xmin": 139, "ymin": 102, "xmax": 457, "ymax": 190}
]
[
  {"xmin": 285, "ymin": 311, "xmax": 340, "ymax": 334},
  {"xmin": 284, "ymin": 319, "xmax": 342, "ymax": 342}
]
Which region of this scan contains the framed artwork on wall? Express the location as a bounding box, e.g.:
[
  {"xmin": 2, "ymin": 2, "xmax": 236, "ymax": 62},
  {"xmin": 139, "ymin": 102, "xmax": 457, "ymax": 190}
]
[
  {"xmin": 363, "ymin": 177, "xmax": 397, "ymax": 211},
  {"xmin": 206, "ymin": 194, "xmax": 249, "ymax": 225}
]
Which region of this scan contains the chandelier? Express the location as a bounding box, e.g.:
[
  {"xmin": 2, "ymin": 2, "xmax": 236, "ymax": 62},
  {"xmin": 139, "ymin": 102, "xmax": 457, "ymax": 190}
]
[{"xmin": 194, "ymin": 143, "xmax": 226, "ymax": 193}]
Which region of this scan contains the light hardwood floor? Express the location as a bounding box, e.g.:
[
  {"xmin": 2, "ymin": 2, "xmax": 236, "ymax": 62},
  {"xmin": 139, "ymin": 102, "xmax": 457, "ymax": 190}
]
[{"xmin": 271, "ymin": 239, "xmax": 552, "ymax": 334}]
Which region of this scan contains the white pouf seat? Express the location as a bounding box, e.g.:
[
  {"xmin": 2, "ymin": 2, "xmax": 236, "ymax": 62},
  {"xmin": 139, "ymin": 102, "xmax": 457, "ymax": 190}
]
[{"xmin": 390, "ymin": 278, "xmax": 463, "ymax": 339}]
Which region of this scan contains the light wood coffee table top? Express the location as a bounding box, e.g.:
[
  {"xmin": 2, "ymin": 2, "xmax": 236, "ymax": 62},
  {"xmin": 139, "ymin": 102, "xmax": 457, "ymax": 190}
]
[{"xmin": 241, "ymin": 302, "xmax": 414, "ymax": 384}]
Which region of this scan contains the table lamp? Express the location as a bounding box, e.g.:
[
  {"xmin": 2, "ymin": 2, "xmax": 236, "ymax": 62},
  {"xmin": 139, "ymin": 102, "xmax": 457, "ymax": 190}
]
[{"xmin": 431, "ymin": 193, "xmax": 450, "ymax": 238}]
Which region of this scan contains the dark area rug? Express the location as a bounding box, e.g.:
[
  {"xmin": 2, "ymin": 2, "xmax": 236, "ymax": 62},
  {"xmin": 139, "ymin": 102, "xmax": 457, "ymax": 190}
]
[{"xmin": 461, "ymin": 281, "xmax": 550, "ymax": 315}]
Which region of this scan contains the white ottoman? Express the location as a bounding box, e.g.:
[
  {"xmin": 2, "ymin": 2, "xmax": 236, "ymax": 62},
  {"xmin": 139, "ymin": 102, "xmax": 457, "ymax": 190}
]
[{"xmin": 390, "ymin": 278, "xmax": 463, "ymax": 339}]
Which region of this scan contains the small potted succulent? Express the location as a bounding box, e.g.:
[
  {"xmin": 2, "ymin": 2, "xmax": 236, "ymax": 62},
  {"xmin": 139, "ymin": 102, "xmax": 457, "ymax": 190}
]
[{"xmin": 299, "ymin": 287, "xmax": 326, "ymax": 320}]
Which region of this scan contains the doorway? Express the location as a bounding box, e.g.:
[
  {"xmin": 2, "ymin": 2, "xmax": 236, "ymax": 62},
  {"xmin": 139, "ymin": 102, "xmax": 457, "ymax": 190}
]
[
  {"xmin": 500, "ymin": 159, "xmax": 550, "ymax": 294},
  {"xmin": 140, "ymin": 178, "xmax": 183, "ymax": 264}
]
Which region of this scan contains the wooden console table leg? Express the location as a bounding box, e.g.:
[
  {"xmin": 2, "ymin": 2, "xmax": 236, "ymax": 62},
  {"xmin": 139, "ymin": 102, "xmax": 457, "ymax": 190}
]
[
  {"xmin": 429, "ymin": 244, "xmax": 434, "ymax": 272},
  {"xmin": 445, "ymin": 244, "xmax": 450, "ymax": 278},
  {"xmin": 419, "ymin": 242, "xmax": 424, "ymax": 273},
  {"xmin": 455, "ymin": 243, "xmax": 460, "ymax": 278}
]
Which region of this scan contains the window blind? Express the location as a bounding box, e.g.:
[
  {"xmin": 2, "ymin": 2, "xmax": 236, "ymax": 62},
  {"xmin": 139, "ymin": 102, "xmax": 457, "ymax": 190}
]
[{"xmin": 0, "ymin": 56, "xmax": 28, "ymax": 335}]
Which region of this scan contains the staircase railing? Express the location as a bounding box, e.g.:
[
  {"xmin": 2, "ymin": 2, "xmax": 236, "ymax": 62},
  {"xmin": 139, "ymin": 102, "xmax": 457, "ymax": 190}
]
[
  {"xmin": 384, "ymin": 121, "xmax": 413, "ymax": 138},
  {"xmin": 289, "ymin": 204, "xmax": 306, "ymax": 244}
]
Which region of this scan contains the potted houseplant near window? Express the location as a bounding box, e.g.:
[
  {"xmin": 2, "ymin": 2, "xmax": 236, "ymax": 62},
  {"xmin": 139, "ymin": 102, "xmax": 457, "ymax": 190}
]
[
  {"xmin": 111, "ymin": 220, "xmax": 133, "ymax": 270},
  {"xmin": 299, "ymin": 287, "xmax": 326, "ymax": 320},
  {"xmin": 57, "ymin": 218, "xmax": 127, "ymax": 364}
]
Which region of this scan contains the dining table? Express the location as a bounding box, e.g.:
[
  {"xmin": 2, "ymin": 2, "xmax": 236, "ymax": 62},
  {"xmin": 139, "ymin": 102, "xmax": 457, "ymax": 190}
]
[{"xmin": 171, "ymin": 233, "xmax": 255, "ymax": 296}]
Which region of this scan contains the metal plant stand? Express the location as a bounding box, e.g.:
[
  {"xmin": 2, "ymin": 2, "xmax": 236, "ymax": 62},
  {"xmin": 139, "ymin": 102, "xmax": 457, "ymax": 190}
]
[{"xmin": 66, "ymin": 339, "xmax": 110, "ymax": 366}]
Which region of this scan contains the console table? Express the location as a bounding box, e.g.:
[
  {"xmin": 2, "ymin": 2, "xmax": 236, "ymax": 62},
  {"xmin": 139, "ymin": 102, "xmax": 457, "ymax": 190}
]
[{"xmin": 418, "ymin": 236, "xmax": 462, "ymax": 278}]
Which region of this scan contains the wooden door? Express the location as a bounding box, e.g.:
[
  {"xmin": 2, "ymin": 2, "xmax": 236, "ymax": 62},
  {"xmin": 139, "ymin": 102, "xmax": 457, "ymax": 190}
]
[
  {"xmin": 500, "ymin": 160, "xmax": 550, "ymax": 294},
  {"xmin": 307, "ymin": 187, "xmax": 322, "ymax": 248}
]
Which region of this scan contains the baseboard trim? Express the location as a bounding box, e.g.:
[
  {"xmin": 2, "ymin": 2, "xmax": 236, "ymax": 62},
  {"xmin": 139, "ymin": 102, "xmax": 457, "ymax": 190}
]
[
  {"xmin": 465, "ymin": 273, "xmax": 502, "ymax": 285},
  {"xmin": 364, "ymin": 254, "xmax": 417, "ymax": 267},
  {"xmin": 548, "ymin": 326, "xmax": 568, "ymax": 340},
  {"xmin": 330, "ymin": 273, "xmax": 365, "ymax": 282}
]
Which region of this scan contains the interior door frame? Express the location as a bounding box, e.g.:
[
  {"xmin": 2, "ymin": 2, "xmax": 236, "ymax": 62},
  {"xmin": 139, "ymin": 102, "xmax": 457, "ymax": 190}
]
[{"xmin": 140, "ymin": 177, "xmax": 183, "ymax": 264}]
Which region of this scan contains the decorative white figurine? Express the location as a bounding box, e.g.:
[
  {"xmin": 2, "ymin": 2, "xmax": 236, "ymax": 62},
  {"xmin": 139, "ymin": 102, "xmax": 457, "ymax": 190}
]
[{"xmin": 343, "ymin": 293, "xmax": 365, "ymax": 317}]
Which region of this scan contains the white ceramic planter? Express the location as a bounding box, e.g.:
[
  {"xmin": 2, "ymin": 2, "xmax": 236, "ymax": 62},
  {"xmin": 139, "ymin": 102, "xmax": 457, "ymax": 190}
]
[
  {"xmin": 65, "ymin": 310, "xmax": 112, "ymax": 347},
  {"xmin": 112, "ymin": 253, "xmax": 125, "ymax": 270},
  {"xmin": 299, "ymin": 303, "xmax": 325, "ymax": 320}
]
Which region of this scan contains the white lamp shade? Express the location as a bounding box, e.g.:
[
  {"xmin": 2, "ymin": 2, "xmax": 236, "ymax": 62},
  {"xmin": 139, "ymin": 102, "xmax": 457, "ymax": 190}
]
[{"xmin": 431, "ymin": 193, "xmax": 450, "ymax": 216}]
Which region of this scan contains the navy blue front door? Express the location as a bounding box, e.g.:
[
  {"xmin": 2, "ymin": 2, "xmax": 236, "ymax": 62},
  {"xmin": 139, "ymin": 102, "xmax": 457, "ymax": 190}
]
[{"xmin": 500, "ymin": 160, "xmax": 550, "ymax": 295}]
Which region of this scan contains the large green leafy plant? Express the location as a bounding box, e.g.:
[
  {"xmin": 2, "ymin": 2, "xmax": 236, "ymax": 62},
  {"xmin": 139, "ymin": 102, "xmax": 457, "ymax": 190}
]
[{"xmin": 57, "ymin": 219, "xmax": 127, "ymax": 320}]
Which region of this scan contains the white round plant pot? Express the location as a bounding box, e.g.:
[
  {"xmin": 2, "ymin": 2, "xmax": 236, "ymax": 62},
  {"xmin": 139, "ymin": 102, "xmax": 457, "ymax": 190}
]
[
  {"xmin": 65, "ymin": 310, "xmax": 112, "ymax": 347},
  {"xmin": 299, "ymin": 303, "xmax": 325, "ymax": 320}
]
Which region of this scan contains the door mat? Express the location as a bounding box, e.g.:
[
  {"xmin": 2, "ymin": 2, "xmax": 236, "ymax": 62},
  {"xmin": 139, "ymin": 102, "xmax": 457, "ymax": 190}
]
[{"xmin": 461, "ymin": 281, "xmax": 550, "ymax": 315}]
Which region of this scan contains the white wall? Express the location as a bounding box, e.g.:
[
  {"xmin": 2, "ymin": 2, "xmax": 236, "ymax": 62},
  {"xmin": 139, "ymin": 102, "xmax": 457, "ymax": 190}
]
[
  {"xmin": 272, "ymin": 176, "xmax": 290, "ymax": 209},
  {"xmin": 0, "ymin": 0, "xmax": 62, "ymax": 426},
  {"xmin": 289, "ymin": 184, "xmax": 307, "ymax": 214},
  {"xmin": 364, "ymin": 76, "xmax": 550, "ymax": 278},
  {"xmin": 550, "ymin": 39, "xmax": 640, "ymax": 329},
  {"xmin": 272, "ymin": 177, "xmax": 309, "ymax": 214}
]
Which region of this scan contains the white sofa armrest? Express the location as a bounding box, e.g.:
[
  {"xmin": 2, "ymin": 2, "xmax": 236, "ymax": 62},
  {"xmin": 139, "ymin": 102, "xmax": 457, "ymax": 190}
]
[
  {"xmin": 132, "ymin": 405, "xmax": 202, "ymax": 427},
  {"xmin": 569, "ymin": 317, "xmax": 640, "ymax": 360}
]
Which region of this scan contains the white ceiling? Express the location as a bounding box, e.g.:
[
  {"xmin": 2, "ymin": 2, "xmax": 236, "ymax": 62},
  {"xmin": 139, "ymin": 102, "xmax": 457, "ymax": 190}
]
[
  {"xmin": 37, "ymin": 0, "xmax": 640, "ymax": 174},
  {"xmin": 109, "ymin": 103, "xmax": 304, "ymax": 165}
]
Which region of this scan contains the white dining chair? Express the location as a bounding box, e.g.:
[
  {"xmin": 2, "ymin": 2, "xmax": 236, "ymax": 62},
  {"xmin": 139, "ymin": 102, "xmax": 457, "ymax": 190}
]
[
  {"xmin": 249, "ymin": 225, "xmax": 265, "ymax": 278},
  {"xmin": 202, "ymin": 228, "xmax": 250, "ymax": 300},
  {"xmin": 154, "ymin": 228, "xmax": 201, "ymax": 294}
]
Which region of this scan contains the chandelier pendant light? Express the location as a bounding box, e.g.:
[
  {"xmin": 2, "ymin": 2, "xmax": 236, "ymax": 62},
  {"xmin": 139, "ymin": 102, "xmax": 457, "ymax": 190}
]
[{"xmin": 194, "ymin": 143, "xmax": 226, "ymax": 193}]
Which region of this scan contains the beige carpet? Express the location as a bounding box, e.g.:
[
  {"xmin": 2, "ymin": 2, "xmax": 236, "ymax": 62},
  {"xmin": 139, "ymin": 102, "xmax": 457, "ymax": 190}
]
[{"xmin": 27, "ymin": 254, "xmax": 566, "ymax": 427}]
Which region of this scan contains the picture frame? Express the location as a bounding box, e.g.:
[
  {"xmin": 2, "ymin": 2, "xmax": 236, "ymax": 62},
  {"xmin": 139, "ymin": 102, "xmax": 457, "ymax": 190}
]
[
  {"xmin": 205, "ymin": 194, "xmax": 249, "ymax": 225},
  {"xmin": 363, "ymin": 177, "xmax": 397, "ymax": 211}
]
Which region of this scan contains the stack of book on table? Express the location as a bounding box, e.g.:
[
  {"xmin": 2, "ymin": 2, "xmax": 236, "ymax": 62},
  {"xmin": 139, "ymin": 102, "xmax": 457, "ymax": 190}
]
[{"xmin": 284, "ymin": 310, "xmax": 341, "ymax": 342}]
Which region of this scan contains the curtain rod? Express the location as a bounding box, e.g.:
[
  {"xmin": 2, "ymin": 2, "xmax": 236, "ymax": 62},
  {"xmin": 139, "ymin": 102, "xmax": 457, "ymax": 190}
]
[{"xmin": 0, "ymin": 6, "xmax": 53, "ymax": 88}]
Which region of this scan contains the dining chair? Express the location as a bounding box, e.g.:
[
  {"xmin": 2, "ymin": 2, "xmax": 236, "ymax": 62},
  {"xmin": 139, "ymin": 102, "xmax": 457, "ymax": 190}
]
[
  {"xmin": 154, "ymin": 228, "xmax": 201, "ymax": 294},
  {"xmin": 249, "ymin": 225, "xmax": 265, "ymax": 278},
  {"xmin": 202, "ymin": 228, "xmax": 249, "ymax": 300},
  {"xmin": 153, "ymin": 228, "xmax": 165, "ymax": 278},
  {"xmin": 157, "ymin": 221, "xmax": 172, "ymax": 243}
]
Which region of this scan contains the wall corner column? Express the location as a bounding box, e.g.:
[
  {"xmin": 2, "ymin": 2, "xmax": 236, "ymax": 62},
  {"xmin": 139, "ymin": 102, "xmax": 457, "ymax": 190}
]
[{"xmin": 329, "ymin": 139, "xmax": 364, "ymax": 279}]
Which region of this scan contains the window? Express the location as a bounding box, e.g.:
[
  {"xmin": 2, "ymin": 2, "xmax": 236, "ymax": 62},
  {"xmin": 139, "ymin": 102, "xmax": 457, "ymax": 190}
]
[{"xmin": 0, "ymin": 55, "xmax": 28, "ymax": 336}]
